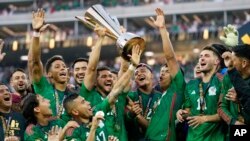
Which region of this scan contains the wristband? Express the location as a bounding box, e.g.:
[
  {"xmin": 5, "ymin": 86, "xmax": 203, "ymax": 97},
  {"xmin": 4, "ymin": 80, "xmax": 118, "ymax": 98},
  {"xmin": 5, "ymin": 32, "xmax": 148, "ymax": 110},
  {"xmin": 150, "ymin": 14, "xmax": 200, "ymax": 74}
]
[
  {"xmin": 33, "ymin": 31, "xmax": 40, "ymax": 37},
  {"xmin": 129, "ymin": 64, "xmax": 136, "ymax": 71}
]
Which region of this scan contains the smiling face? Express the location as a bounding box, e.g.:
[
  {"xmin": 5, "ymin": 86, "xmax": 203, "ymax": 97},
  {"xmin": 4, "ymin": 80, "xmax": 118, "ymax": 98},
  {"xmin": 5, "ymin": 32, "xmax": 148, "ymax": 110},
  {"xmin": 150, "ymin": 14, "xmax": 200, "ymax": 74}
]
[
  {"xmin": 48, "ymin": 60, "xmax": 68, "ymax": 84},
  {"xmin": 194, "ymin": 63, "xmax": 202, "ymax": 79},
  {"xmin": 0, "ymin": 85, "xmax": 12, "ymax": 110},
  {"xmin": 73, "ymin": 61, "xmax": 88, "ymax": 85},
  {"xmin": 159, "ymin": 65, "xmax": 171, "ymax": 90},
  {"xmin": 96, "ymin": 70, "xmax": 113, "ymax": 95},
  {"xmin": 135, "ymin": 67, "xmax": 153, "ymax": 88},
  {"xmin": 198, "ymin": 50, "xmax": 219, "ymax": 74},
  {"xmin": 72, "ymin": 96, "xmax": 93, "ymax": 118},
  {"xmin": 10, "ymin": 71, "xmax": 29, "ymax": 94}
]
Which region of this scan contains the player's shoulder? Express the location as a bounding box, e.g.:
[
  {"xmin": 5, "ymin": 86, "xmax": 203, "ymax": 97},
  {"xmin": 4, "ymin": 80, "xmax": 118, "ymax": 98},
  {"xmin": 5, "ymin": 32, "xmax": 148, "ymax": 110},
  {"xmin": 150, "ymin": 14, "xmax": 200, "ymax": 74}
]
[
  {"xmin": 25, "ymin": 124, "xmax": 36, "ymax": 135},
  {"xmin": 65, "ymin": 126, "xmax": 79, "ymax": 137}
]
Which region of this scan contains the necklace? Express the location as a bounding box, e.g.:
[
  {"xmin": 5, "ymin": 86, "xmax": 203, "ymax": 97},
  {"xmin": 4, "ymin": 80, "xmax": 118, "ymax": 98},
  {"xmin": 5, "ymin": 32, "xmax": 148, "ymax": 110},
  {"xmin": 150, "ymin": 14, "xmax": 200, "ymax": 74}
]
[
  {"xmin": 53, "ymin": 89, "xmax": 66, "ymax": 118},
  {"xmin": 0, "ymin": 115, "xmax": 11, "ymax": 137},
  {"xmin": 198, "ymin": 77, "xmax": 213, "ymax": 114},
  {"xmin": 199, "ymin": 83, "xmax": 206, "ymax": 114},
  {"xmin": 138, "ymin": 90, "xmax": 155, "ymax": 118}
]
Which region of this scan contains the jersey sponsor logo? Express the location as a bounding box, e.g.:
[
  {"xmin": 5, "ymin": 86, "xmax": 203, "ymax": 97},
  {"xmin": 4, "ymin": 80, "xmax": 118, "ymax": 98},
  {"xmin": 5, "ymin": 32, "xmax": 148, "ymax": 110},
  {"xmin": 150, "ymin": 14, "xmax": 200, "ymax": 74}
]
[
  {"xmin": 191, "ymin": 90, "xmax": 196, "ymax": 95},
  {"xmin": 208, "ymin": 86, "xmax": 216, "ymax": 96}
]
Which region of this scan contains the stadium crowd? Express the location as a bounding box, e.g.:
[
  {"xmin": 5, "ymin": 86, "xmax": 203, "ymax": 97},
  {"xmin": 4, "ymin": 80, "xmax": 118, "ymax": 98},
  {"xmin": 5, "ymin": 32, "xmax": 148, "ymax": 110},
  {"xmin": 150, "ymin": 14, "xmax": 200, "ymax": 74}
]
[
  {"xmin": 0, "ymin": 6, "xmax": 250, "ymax": 141},
  {"xmin": 0, "ymin": 0, "xmax": 230, "ymax": 16}
]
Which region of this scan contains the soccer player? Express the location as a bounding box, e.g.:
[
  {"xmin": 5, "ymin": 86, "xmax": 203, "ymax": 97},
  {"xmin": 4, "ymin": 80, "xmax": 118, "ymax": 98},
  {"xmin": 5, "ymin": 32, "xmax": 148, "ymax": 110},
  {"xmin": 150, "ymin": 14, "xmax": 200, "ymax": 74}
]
[
  {"xmin": 194, "ymin": 63, "xmax": 203, "ymax": 79},
  {"xmin": 28, "ymin": 9, "xmax": 105, "ymax": 122},
  {"xmin": 80, "ymin": 27, "xmax": 142, "ymax": 140},
  {"xmin": 70, "ymin": 58, "xmax": 89, "ymax": 93},
  {"xmin": 144, "ymin": 8, "xmax": 185, "ymax": 141},
  {"xmin": 125, "ymin": 63, "xmax": 162, "ymax": 141},
  {"xmin": 176, "ymin": 44, "xmax": 228, "ymax": 141},
  {"xmin": 0, "ymin": 83, "xmax": 26, "ymax": 141},
  {"xmin": 22, "ymin": 93, "xmax": 78, "ymax": 140},
  {"xmin": 65, "ymin": 48, "xmax": 141, "ymax": 140}
]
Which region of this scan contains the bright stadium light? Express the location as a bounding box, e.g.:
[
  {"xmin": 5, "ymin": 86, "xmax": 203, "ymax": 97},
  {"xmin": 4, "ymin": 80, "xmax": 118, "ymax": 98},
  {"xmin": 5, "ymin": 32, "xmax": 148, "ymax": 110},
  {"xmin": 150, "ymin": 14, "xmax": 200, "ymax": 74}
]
[
  {"xmin": 12, "ymin": 40, "xmax": 18, "ymax": 51},
  {"xmin": 193, "ymin": 48, "xmax": 200, "ymax": 54},
  {"xmin": 86, "ymin": 36, "xmax": 93, "ymax": 47},
  {"xmin": 147, "ymin": 58, "xmax": 155, "ymax": 66},
  {"xmin": 145, "ymin": 51, "xmax": 154, "ymax": 57},
  {"xmin": 20, "ymin": 55, "xmax": 28, "ymax": 61},
  {"xmin": 49, "ymin": 39, "xmax": 55, "ymax": 49},
  {"xmin": 203, "ymin": 28, "xmax": 209, "ymax": 40}
]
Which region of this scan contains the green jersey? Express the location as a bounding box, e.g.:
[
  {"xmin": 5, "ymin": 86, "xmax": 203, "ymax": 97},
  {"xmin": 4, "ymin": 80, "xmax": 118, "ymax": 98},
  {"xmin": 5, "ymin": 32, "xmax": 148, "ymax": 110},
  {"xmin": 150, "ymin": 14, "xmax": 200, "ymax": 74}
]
[
  {"xmin": 183, "ymin": 74, "xmax": 225, "ymax": 141},
  {"xmin": 126, "ymin": 89, "xmax": 161, "ymax": 140},
  {"xmin": 24, "ymin": 119, "xmax": 65, "ymax": 141},
  {"xmin": 145, "ymin": 69, "xmax": 185, "ymax": 141},
  {"xmin": 218, "ymin": 74, "xmax": 239, "ymax": 122},
  {"xmin": 33, "ymin": 76, "xmax": 71, "ymax": 122},
  {"xmin": 65, "ymin": 123, "xmax": 108, "ymax": 141},
  {"xmin": 80, "ymin": 83, "xmax": 128, "ymax": 141},
  {"xmin": 65, "ymin": 99, "xmax": 111, "ymax": 141}
]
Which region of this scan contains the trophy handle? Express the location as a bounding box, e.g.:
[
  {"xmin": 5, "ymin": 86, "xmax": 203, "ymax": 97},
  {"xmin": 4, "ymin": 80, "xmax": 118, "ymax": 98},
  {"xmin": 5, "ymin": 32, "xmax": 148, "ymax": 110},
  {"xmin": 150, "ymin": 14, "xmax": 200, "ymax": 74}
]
[
  {"xmin": 110, "ymin": 16, "xmax": 120, "ymax": 27},
  {"xmin": 75, "ymin": 16, "xmax": 117, "ymax": 39}
]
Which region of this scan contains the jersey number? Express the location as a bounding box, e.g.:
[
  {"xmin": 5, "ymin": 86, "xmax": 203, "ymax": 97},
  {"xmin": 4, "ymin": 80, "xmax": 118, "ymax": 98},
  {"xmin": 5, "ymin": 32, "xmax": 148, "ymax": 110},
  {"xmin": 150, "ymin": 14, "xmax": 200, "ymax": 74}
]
[
  {"xmin": 196, "ymin": 99, "xmax": 207, "ymax": 111},
  {"xmin": 96, "ymin": 131, "xmax": 106, "ymax": 141}
]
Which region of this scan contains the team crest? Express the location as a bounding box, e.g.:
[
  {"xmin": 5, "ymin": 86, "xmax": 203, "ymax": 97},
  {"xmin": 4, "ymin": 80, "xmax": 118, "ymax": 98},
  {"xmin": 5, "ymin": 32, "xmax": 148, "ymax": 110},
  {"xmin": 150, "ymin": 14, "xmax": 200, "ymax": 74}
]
[{"xmin": 208, "ymin": 86, "xmax": 216, "ymax": 96}]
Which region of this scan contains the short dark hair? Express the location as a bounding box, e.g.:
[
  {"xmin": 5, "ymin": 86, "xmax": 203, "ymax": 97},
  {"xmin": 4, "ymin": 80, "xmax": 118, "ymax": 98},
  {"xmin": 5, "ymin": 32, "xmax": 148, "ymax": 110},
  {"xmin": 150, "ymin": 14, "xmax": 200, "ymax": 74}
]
[
  {"xmin": 111, "ymin": 70, "xmax": 118, "ymax": 75},
  {"xmin": 202, "ymin": 44, "xmax": 229, "ymax": 68},
  {"xmin": 10, "ymin": 68, "xmax": 26, "ymax": 80},
  {"xmin": 45, "ymin": 55, "xmax": 65, "ymax": 74},
  {"xmin": 63, "ymin": 93, "xmax": 79, "ymax": 115},
  {"xmin": 72, "ymin": 58, "xmax": 88, "ymax": 69},
  {"xmin": 21, "ymin": 93, "xmax": 39, "ymax": 124},
  {"xmin": 232, "ymin": 44, "xmax": 250, "ymax": 60},
  {"xmin": 97, "ymin": 66, "xmax": 111, "ymax": 77},
  {"xmin": 136, "ymin": 63, "xmax": 153, "ymax": 73},
  {"xmin": 161, "ymin": 63, "xmax": 168, "ymax": 69}
]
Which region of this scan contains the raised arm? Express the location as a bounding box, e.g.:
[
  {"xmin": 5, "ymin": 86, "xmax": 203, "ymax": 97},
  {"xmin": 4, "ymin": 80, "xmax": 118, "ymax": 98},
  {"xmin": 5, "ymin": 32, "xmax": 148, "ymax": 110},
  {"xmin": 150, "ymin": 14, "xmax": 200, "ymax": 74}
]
[
  {"xmin": 0, "ymin": 39, "xmax": 6, "ymax": 62},
  {"xmin": 28, "ymin": 9, "xmax": 49, "ymax": 83},
  {"xmin": 118, "ymin": 57, "xmax": 129, "ymax": 79},
  {"xmin": 108, "ymin": 45, "xmax": 142, "ymax": 105},
  {"xmin": 83, "ymin": 26, "xmax": 106, "ymax": 90},
  {"xmin": 151, "ymin": 8, "xmax": 179, "ymax": 77}
]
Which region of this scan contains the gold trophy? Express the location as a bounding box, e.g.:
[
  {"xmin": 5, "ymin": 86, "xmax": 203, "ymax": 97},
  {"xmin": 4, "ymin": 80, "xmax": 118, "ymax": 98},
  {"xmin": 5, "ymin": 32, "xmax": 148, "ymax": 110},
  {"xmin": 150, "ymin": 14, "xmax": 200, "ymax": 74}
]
[{"xmin": 76, "ymin": 4, "xmax": 145, "ymax": 61}]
